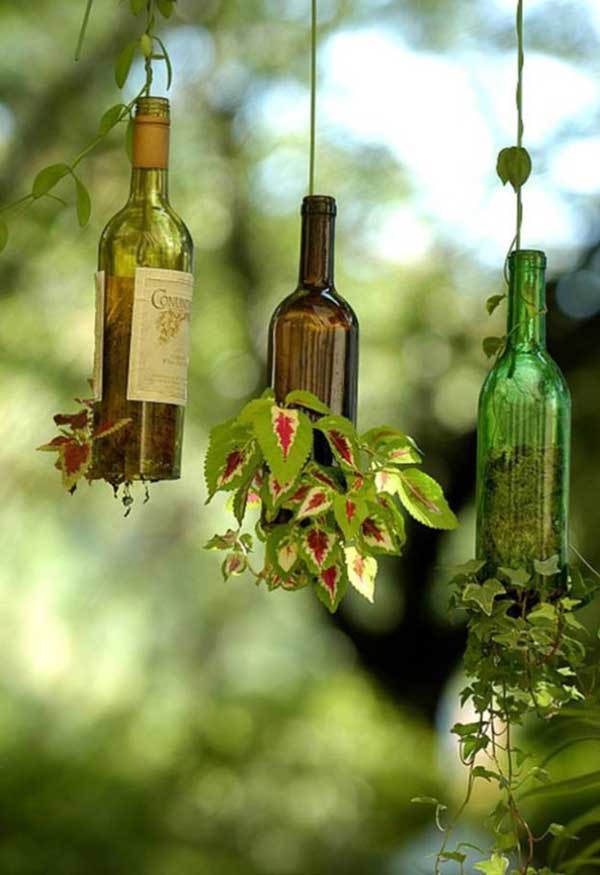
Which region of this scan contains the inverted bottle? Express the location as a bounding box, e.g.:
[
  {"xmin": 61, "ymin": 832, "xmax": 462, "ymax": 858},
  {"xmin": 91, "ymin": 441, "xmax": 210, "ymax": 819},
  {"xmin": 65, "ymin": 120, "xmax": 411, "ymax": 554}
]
[
  {"xmin": 92, "ymin": 97, "xmax": 194, "ymax": 485},
  {"xmin": 268, "ymin": 195, "xmax": 359, "ymax": 425},
  {"xmin": 475, "ymin": 249, "xmax": 571, "ymax": 572}
]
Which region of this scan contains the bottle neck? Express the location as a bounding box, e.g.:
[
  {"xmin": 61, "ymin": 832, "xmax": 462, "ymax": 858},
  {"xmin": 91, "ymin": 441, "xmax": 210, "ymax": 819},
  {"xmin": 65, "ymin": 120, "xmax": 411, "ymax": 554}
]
[
  {"xmin": 298, "ymin": 211, "xmax": 335, "ymax": 289},
  {"xmin": 506, "ymin": 257, "xmax": 547, "ymax": 349},
  {"xmin": 129, "ymin": 168, "xmax": 169, "ymax": 203}
]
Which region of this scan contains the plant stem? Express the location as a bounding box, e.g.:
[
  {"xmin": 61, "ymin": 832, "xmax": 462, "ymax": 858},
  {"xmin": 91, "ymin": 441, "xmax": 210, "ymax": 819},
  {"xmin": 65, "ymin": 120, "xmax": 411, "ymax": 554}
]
[{"xmin": 75, "ymin": 0, "xmax": 95, "ymax": 61}]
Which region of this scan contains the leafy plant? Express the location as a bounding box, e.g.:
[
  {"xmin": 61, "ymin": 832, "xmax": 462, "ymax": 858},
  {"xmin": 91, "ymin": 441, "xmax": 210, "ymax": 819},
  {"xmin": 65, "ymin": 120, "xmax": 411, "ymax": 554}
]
[
  {"xmin": 204, "ymin": 389, "xmax": 457, "ymax": 611},
  {"xmin": 37, "ymin": 393, "xmax": 134, "ymax": 509},
  {"xmin": 413, "ymin": 558, "xmax": 600, "ymax": 874},
  {"xmin": 0, "ymin": 0, "xmax": 176, "ymax": 252}
]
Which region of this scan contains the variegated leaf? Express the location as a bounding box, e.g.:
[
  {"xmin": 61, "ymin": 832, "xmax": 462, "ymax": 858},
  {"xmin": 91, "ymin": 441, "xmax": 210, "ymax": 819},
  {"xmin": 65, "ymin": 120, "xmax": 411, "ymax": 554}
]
[
  {"xmin": 204, "ymin": 418, "xmax": 256, "ymax": 499},
  {"xmin": 59, "ymin": 439, "xmax": 92, "ymax": 491},
  {"xmin": 252, "ymin": 404, "xmax": 312, "ymax": 484},
  {"xmin": 345, "ymin": 546, "xmax": 377, "ymax": 603},
  {"xmin": 37, "ymin": 435, "xmax": 73, "ymax": 453},
  {"xmin": 296, "ymin": 487, "xmax": 332, "ymax": 521},
  {"xmin": 314, "ymin": 563, "xmax": 347, "ymax": 613},
  {"xmin": 92, "ymin": 417, "xmax": 131, "ymax": 440},
  {"xmin": 221, "ymin": 552, "xmax": 247, "ymax": 581},
  {"xmin": 277, "ymin": 540, "xmax": 299, "ymax": 574},
  {"xmin": 396, "ymin": 468, "xmax": 457, "ymax": 530},
  {"xmin": 333, "ymin": 493, "xmax": 367, "ymax": 540},
  {"xmin": 301, "ymin": 526, "xmax": 336, "ymax": 571},
  {"xmin": 361, "ymin": 515, "xmax": 397, "ymax": 555},
  {"xmin": 315, "ymin": 415, "xmax": 360, "ymax": 469}
]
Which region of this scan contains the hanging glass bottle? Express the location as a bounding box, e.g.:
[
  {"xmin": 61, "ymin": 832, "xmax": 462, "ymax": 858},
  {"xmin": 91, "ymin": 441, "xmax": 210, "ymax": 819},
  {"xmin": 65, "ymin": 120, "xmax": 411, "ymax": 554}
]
[
  {"xmin": 268, "ymin": 194, "xmax": 359, "ymax": 420},
  {"xmin": 475, "ymin": 249, "xmax": 571, "ymax": 573},
  {"xmin": 91, "ymin": 96, "xmax": 194, "ymax": 485}
]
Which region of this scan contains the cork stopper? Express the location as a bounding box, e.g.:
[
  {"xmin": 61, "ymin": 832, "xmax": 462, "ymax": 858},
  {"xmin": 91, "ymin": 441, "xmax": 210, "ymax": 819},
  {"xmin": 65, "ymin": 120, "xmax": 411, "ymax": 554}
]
[{"xmin": 133, "ymin": 97, "xmax": 170, "ymax": 169}]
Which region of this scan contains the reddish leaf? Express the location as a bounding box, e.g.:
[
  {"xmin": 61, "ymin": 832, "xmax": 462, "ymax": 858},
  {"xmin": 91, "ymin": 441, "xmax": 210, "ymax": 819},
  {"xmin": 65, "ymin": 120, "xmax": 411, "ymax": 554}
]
[
  {"xmin": 296, "ymin": 487, "xmax": 332, "ymax": 520},
  {"xmin": 37, "ymin": 435, "xmax": 72, "ymax": 452},
  {"xmin": 59, "ymin": 439, "xmax": 92, "ymax": 491},
  {"xmin": 329, "ymin": 430, "xmax": 356, "ymax": 466},
  {"xmin": 321, "ymin": 565, "xmax": 340, "ymax": 599},
  {"xmin": 217, "ymin": 444, "xmax": 255, "ymax": 489},
  {"xmin": 361, "ymin": 516, "xmax": 396, "ymax": 553},
  {"xmin": 302, "ymin": 527, "xmax": 335, "ymax": 570},
  {"xmin": 272, "ymin": 407, "xmax": 299, "ymax": 461},
  {"xmin": 54, "ymin": 410, "xmax": 89, "ymax": 429},
  {"xmin": 288, "ymin": 484, "xmax": 310, "ymax": 505}
]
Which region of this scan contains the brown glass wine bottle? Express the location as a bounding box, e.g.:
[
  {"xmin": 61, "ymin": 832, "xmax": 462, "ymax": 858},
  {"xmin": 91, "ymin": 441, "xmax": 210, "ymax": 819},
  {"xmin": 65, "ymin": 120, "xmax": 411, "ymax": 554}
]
[
  {"xmin": 268, "ymin": 195, "xmax": 358, "ymax": 436},
  {"xmin": 92, "ymin": 97, "xmax": 194, "ymax": 486}
]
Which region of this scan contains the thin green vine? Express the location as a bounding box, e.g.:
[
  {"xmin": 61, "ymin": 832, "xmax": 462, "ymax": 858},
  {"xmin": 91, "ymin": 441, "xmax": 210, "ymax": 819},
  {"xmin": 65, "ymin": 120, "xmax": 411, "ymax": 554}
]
[{"xmin": 0, "ymin": 0, "xmax": 176, "ymax": 253}]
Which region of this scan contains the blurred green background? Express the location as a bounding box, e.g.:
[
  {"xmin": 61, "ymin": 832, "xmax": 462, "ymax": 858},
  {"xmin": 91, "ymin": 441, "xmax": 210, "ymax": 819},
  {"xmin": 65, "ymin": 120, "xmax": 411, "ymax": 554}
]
[{"xmin": 2, "ymin": 0, "xmax": 600, "ymax": 872}]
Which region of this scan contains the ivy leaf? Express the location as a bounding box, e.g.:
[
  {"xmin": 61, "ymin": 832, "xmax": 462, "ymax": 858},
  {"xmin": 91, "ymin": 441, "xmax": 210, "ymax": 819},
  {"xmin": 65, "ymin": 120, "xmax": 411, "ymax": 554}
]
[
  {"xmin": 534, "ymin": 555, "xmax": 561, "ymax": 577},
  {"xmin": 497, "ymin": 146, "xmax": 532, "ymax": 192},
  {"xmin": 252, "ymin": 404, "xmax": 312, "ymax": 485},
  {"xmin": 498, "ymin": 566, "xmax": 531, "ymax": 587},
  {"xmin": 486, "ymin": 294, "xmax": 506, "ymax": 315},
  {"xmin": 285, "ymin": 389, "xmax": 331, "ymax": 416},
  {"xmin": 483, "ymin": 336, "xmax": 504, "ymax": 359},
  {"xmin": 99, "ymin": 103, "xmax": 127, "ymax": 135},
  {"xmin": 528, "ymin": 602, "xmax": 557, "ymax": 624},
  {"xmin": 315, "ymin": 415, "xmax": 360, "ymax": 469},
  {"xmin": 395, "ymin": 469, "xmax": 457, "ymax": 530},
  {"xmin": 345, "ymin": 546, "xmax": 377, "ymax": 603},
  {"xmin": 32, "ymin": 163, "xmax": 70, "ymax": 199},
  {"xmin": 473, "ymin": 853, "xmax": 509, "ymax": 875},
  {"xmin": 0, "ymin": 218, "xmax": 8, "ymax": 253},
  {"xmin": 463, "ymin": 579, "xmax": 505, "ymax": 616},
  {"xmin": 73, "ymin": 175, "xmax": 91, "ymax": 227},
  {"xmin": 439, "ymin": 852, "xmax": 467, "ymax": 864},
  {"xmin": 115, "ymin": 41, "xmax": 137, "ymax": 89}
]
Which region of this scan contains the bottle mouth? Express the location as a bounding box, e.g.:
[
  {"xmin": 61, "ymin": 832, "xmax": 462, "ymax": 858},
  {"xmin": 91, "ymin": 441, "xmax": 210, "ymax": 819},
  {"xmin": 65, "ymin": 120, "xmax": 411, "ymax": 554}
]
[
  {"xmin": 508, "ymin": 249, "xmax": 547, "ymax": 269},
  {"xmin": 135, "ymin": 96, "xmax": 170, "ymax": 122},
  {"xmin": 302, "ymin": 195, "xmax": 337, "ymax": 216}
]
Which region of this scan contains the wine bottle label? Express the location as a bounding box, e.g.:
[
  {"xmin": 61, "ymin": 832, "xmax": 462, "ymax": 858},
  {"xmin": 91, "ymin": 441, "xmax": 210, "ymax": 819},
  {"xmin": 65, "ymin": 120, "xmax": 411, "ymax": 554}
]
[
  {"xmin": 93, "ymin": 270, "xmax": 105, "ymax": 401},
  {"xmin": 127, "ymin": 267, "xmax": 194, "ymax": 406}
]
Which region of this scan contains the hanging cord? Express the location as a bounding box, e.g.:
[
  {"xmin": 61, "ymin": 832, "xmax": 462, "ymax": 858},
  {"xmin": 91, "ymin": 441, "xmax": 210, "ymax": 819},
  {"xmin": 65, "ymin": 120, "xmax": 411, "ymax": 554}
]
[
  {"xmin": 515, "ymin": 0, "xmax": 524, "ymax": 251},
  {"xmin": 308, "ymin": 0, "xmax": 317, "ymax": 196}
]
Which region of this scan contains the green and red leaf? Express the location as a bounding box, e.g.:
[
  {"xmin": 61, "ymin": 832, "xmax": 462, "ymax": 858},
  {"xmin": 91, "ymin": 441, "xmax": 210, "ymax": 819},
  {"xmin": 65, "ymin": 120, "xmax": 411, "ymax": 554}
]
[
  {"xmin": 345, "ymin": 546, "xmax": 377, "ymax": 603},
  {"xmin": 301, "ymin": 526, "xmax": 336, "ymax": 572},
  {"xmin": 222, "ymin": 552, "xmax": 247, "ymax": 580},
  {"xmin": 296, "ymin": 486, "xmax": 333, "ymax": 520},
  {"xmin": 315, "ymin": 415, "xmax": 360, "ymax": 469},
  {"xmin": 396, "ymin": 468, "xmax": 457, "ymax": 530},
  {"xmin": 314, "ymin": 562, "xmax": 347, "ymax": 613},
  {"xmin": 252, "ymin": 403, "xmax": 312, "ymax": 484},
  {"xmin": 60, "ymin": 439, "xmax": 92, "ymax": 491},
  {"xmin": 92, "ymin": 418, "xmax": 131, "ymax": 440},
  {"xmin": 333, "ymin": 492, "xmax": 368, "ymax": 540},
  {"xmin": 360, "ymin": 514, "xmax": 397, "ymax": 554},
  {"xmin": 37, "ymin": 435, "xmax": 73, "ymax": 452}
]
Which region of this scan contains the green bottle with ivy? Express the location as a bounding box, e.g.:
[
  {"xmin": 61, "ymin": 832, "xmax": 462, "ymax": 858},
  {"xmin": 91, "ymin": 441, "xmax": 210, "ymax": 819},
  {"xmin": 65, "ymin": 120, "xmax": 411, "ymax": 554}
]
[{"xmin": 475, "ymin": 250, "xmax": 571, "ymax": 573}]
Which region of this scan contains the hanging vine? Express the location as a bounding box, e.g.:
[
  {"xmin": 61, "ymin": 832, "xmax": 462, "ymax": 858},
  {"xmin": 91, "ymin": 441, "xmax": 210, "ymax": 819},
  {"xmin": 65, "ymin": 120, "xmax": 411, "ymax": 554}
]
[{"xmin": 0, "ymin": 0, "xmax": 176, "ymax": 253}]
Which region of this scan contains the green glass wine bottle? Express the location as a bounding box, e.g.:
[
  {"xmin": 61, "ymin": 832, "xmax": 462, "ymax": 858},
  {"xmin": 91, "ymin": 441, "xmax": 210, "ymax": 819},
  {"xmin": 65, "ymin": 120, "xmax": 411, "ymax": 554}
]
[
  {"xmin": 92, "ymin": 96, "xmax": 194, "ymax": 485},
  {"xmin": 268, "ymin": 195, "xmax": 359, "ymax": 424},
  {"xmin": 475, "ymin": 249, "xmax": 571, "ymax": 574}
]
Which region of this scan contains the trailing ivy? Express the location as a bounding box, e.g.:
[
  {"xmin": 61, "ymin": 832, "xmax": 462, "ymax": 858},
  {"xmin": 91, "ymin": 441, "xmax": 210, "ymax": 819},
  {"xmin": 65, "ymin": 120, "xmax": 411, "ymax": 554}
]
[
  {"xmin": 0, "ymin": 0, "xmax": 176, "ymax": 252},
  {"xmin": 412, "ymin": 558, "xmax": 600, "ymax": 874},
  {"xmin": 204, "ymin": 389, "xmax": 457, "ymax": 611}
]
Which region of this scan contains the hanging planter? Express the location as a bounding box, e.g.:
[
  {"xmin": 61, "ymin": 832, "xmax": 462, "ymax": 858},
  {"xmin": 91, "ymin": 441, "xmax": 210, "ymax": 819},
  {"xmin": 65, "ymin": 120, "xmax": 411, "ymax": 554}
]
[
  {"xmin": 35, "ymin": 4, "xmax": 193, "ymax": 510},
  {"xmin": 415, "ymin": 5, "xmax": 600, "ymax": 873}
]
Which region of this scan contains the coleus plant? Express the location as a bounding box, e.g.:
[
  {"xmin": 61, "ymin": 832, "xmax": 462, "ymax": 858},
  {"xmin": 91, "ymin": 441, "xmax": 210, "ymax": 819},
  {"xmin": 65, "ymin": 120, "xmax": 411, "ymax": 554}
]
[
  {"xmin": 38, "ymin": 393, "xmax": 130, "ymax": 496},
  {"xmin": 204, "ymin": 389, "xmax": 457, "ymax": 611}
]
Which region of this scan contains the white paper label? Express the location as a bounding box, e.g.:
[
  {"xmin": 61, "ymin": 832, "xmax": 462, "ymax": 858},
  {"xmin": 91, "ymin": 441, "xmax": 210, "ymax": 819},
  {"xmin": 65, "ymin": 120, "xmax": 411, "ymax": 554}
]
[
  {"xmin": 93, "ymin": 270, "xmax": 105, "ymax": 401},
  {"xmin": 127, "ymin": 267, "xmax": 194, "ymax": 406}
]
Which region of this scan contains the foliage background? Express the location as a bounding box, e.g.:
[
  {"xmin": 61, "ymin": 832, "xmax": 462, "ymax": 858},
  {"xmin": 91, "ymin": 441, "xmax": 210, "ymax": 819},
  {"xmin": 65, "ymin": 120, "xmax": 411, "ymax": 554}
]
[{"xmin": 1, "ymin": 0, "xmax": 600, "ymax": 872}]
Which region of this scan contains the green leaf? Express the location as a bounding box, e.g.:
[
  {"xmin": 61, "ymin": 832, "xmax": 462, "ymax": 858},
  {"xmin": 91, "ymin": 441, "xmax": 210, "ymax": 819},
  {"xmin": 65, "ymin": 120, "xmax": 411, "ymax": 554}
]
[
  {"xmin": 453, "ymin": 559, "xmax": 486, "ymax": 576},
  {"xmin": 395, "ymin": 468, "xmax": 457, "ymax": 530},
  {"xmin": 115, "ymin": 41, "xmax": 137, "ymax": 88},
  {"xmin": 451, "ymin": 722, "xmax": 481, "ymax": 737},
  {"xmin": 99, "ymin": 103, "xmax": 126, "ymax": 135},
  {"xmin": 204, "ymin": 530, "xmax": 239, "ymax": 551},
  {"xmin": 439, "ymin": 852, "xmax": 467, "ymax": 864},
  {"xmin": 463, "ymin": 579, "xmax": 505, "ymax": 616},
  {"xmin": 284, "ymin": 389, "xmax": 331, "ymax": 416},
  {"xmin": 73, "ymin": 175, "xmax": 91, "ymax": 227},
  {"xmin": 333, "ymin": 492, "xmax": 367, "ymax": 540},
  {"xmin": 130, "ymin": 0, "xmax": 146, "ymax": 12},
  {"xmin": 486, "ymin": 294, "xmax": 506, "ymax": 315},
  {"xmin": 497, "ymin": 146, "xmax": 533, "ymax": 192},
  {"xmin": 473, "ymin": 853, "xmax": 509, "ymax": 875},
  {"xmin": 0, "ymin": 218, "xmax": 8, "ymax": 253},
  {"xmin": 140, "ymin": 32, "xmax": 153, "ymax": 59},
  {"xmin": 32, "ymin": 163, "xmax": 70, "ymax": 199},
  {"xmin": 410, "ymin": 796, "xmax": 444, "ymax": 807},
  {"xmin": 483, "ymin": 336, "xmax": 504, "ymax": 359},
  {"xmin": 472, "ymin": 765, "xmax": 501, "ymax": 782},
  {"xmin": 498, "ymin": 566, "xmax": 531, "ymax": 587},
  {"xmin": 534, "ymin": 554, "xmax": 561, "ymax": 576},
  {"xmin": 528, "ymin": 602, "xmax": 557, "ymax": 624},
  {"xmin": 156, "ymin": 0, "xmax": 175, "ymax": 16},
  {"xmin": 252, "ymin": 404, "xmax": 312, "ymax": 485}
]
